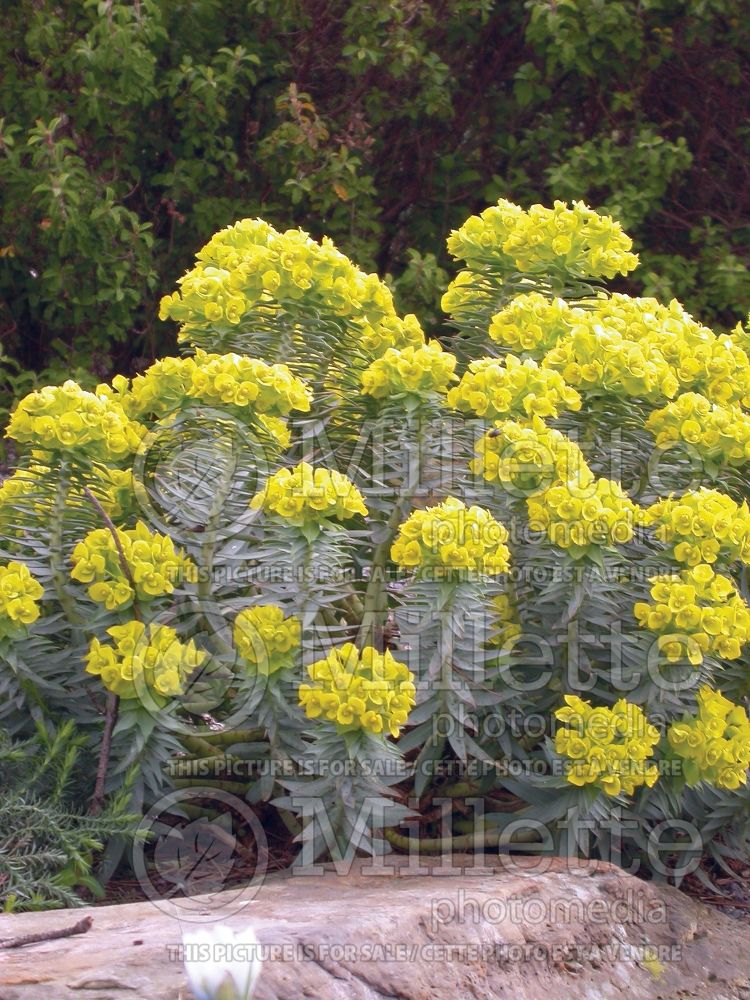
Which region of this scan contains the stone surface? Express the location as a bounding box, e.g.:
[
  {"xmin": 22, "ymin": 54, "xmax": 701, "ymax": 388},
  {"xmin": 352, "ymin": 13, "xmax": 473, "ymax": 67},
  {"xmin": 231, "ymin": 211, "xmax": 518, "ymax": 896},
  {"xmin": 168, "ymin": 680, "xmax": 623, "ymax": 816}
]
[{"xmin": 1, "ymin": 855, "xmax": 750, "ymax": 999}]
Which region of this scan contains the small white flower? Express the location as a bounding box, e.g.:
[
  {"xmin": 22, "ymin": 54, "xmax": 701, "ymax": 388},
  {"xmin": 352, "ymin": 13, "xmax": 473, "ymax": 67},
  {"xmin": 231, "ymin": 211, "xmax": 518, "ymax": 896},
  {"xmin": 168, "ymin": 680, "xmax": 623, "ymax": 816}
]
[{"xmin": 182, "ymin": 924, "xmax": 262, "ymax": 1000}]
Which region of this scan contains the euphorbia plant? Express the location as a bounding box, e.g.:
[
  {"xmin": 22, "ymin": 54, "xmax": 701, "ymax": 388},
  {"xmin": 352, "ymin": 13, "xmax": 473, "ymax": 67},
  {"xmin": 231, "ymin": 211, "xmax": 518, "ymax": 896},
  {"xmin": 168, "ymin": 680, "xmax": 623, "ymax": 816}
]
[{"xmin": 3, "ymin": 201, "xmax": 750, "ymax": 879}]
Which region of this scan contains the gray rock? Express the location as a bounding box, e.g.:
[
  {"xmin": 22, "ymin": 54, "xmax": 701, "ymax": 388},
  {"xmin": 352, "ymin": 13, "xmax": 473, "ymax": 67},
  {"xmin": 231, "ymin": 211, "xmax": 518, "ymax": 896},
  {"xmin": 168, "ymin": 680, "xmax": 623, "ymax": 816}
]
[{"xmin": 1, "ymin": 856, "xmax": 749, "ymax": 1000}]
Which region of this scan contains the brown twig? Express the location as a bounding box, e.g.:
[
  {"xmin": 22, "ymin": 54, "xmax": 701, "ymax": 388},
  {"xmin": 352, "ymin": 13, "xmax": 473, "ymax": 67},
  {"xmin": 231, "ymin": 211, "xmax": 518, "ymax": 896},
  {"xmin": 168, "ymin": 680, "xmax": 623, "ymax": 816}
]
[
  {"xmin": 697, "ymin": 894, "xmax": 750, "ymax": 911},
  {"xmin": 0, "ymin": 915, "xmax": 93, "ymax": 950},
  {"xmin": 90, "ymin": 691, "xmax": 119, "ymax": 816},
  {"xmin": 81, "ymin": 485, "xmax": 139, "ymax": 602}
]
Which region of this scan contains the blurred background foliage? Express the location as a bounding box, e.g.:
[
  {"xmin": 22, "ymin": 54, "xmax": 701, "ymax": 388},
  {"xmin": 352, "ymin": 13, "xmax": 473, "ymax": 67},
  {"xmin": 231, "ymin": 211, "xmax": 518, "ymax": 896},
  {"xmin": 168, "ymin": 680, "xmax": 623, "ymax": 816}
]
[{"xmin": 1, "ymin": 0, "xmax": 749, "ymax": 436}]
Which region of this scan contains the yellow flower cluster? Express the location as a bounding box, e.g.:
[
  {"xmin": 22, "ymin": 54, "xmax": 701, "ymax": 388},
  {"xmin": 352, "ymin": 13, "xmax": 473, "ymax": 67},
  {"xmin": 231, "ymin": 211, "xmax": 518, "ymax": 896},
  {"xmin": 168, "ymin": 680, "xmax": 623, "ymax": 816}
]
[
  {"xmin": 555, "ymin": 694, "xmax": 660, "ymax": 796},
  {"xmin": 110, "ymin": 350, "xmax": 311, "ymax": 421},
  {"xmin": 257, "ymin": 414, "xmax": 292, "ymax": 450},
  {"xmin": 85, "ymin": 621, "xmax": 206, "ymax": 700},
  {"xmin": 233, "ymin": 604, "xmax": 301, "ymax": 675},
  {"xmin": 588, "ymin": 294, "xmax": 750, "ymax": 407},
  {"xmin": 586, "ymin": 292, "xmax": 698, "ymax": 341},
  {"xmin": 527, "ymin": 477, "xmax": 640, "ymax": 555},
  {"xmin": 693, "ymin": 334, "xmax": 750, "ymax": 407},
  {"xmin": 645, "ymin": 392, "xmax": 750, "ymax": 468},
  {"xmin": 250, "ymin": 462, "xmax": 368, "ymax": 526},
  {"xmin": 668, "ymin": 686, "xmax": 750, "ymax": 791},
  {"xmin": 358, "ymin": 313, "xmax": 425, "ymax": 358},
  {"xmin": 101, "ymin": 366, "xmax": 189, "ymax": 418},
  {"xmin": 440, "ymin": 270, "xmax": 493, "ymax": 320},
  {"xmin": 360, "ymin": 341, "xmax": 457, "ymax": 400},
  {"xmin": 446, "ymin": 198, "xmax": 523, "ymax": 267},
  {"xmin": 0, "ymin": 462, "xmax": 136, "ymax": 539},
  {"xmin": 187, "ymin": 351, "xmax": 312, "ymax": 414},
  {"xmin": 298, "ymin": 643, "xmax": 415, "ymax": 737},
  {"xmin": 488, "ymin": 293, "xmax": 579, "ymax": 356},
  {"xmin": 488, "ymin": 592, "xmax": 522, "ymax": 650},
  {"xmin": 391, "ymin": 497, "xmax": 510, "ymax": 576},
  {"xmin": 0, "ymin": 464, "xmax": 45, "ymax": 537},
  {"xmin": 447, "ymin": 199, "xmax": 639, "ymax": 279},
  {"xmin": 471, "ymin": 417, "xmax": 593, "ymax": 495},
  {"xmin": 452, "ymin": 282, "xmax": 750, "ymax": 422},
  {"xmin": 71, "ymin": 521, "xmax": 195, "ymax": 610},
  {"xmin": 643, "ymin": 489, "xmax": 750, "ymax": 566},
  {"xmin": 448, "ymin": 355, "xmax": 581, "ymax": 420},
  {"xmin": 159, "ymin": 218, "xmax": 397, "ymax": 344},
  {"xmin": 482, "ymin": 290, "xmax": 750, "ymax": 407},
  {"xmin": 633, "ymin": 564, "xmax": 750, "ymax": 665},
  {"xmin": 6, "ymin": 381, "xmax": 144, "ymax": 463},
  {"xmin": 543, "ymin": 324, "xmax": 680, "ymax": 401},
  {"xmin": 0, "ymin": 561, "xmax": 43, "ymax": 631}
]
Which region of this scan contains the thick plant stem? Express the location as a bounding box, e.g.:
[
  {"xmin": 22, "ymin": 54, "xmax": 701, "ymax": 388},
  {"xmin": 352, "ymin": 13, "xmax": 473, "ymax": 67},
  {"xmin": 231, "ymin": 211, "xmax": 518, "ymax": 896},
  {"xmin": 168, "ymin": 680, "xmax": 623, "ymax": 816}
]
[
  {"xmin": 179, "ymin": 734, "xmax": 232, "ymax": 757},
  {"xmin": 170, "ymin": 777, "xmax": 247, "ymax": 794},
  {"xmin": 340, "ymin": 593, "xmax": 364, "ymax": 622},
  {"xmin": 356, "ymin": 529, "xmax": 393, "ymax": 649},
  {"xmin": 384, "ymin": 825, "xmax": 541, "ymax": 853},
  {"xmin": 427, "ymin": 578, "xmax": 460, "ymax": 677},
  {"xmin": 196, "ymin": 432, "xmax": 236, "ymax": 656},
  {"xmin": 193, "ymin": 727, "xmax": 267, "ymax": 746},
  {"xmin": 167, "ymin": 751, "xmax": 224, "ymax": 763},
  {"xmin": 298, "ymin": 536, "xmax": 313, "ymax": 615},
  {"xmin": 437, "ymin": 780, "xmax": 487, "ymax": 798},
  {"xmin": 52, "ymin": 475, "xmax": 120, "ymax": 807},
  {"xmin": 357, "ymin": 416, "xmax": 422, "ymax": 649}
]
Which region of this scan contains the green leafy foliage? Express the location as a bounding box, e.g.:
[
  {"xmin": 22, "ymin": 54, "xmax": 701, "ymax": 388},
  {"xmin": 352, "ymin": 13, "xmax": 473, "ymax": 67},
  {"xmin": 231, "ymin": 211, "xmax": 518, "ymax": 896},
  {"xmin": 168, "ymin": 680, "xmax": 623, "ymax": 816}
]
[
  {"xmin": 2, "ymin": 198, "xmax": 750, "ymax": 886},
  {"xmin": 0, "ymin": 722, "xmax": 138, "ymax": 911},
  {"xmin": 1, "ymin": 0, "xmax": 748, "ymax": 433}
]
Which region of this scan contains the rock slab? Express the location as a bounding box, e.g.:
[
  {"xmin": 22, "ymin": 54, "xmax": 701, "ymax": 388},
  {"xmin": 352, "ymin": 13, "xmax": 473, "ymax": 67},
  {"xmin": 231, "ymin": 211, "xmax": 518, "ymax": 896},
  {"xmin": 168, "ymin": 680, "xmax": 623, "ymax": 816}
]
[{"xmin": 1, "ymin": 856, "xmax": 750, "ymax": 999}]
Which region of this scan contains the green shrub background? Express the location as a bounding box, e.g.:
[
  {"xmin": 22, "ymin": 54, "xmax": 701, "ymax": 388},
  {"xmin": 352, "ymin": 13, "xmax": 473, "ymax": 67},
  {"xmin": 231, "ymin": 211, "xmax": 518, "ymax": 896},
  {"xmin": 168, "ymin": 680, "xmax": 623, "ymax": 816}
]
[{"xmin": 1, "ymin": 0, "xmax": 749, "ymax": 434}]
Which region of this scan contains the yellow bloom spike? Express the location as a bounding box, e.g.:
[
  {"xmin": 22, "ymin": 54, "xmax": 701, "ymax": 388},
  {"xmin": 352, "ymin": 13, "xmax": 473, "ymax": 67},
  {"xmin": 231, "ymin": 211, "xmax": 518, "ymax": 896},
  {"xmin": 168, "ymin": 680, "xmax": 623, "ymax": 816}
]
[
  {"xmin": 591, "ymin": 293, "xmax": 750, "ymax": 407},
  {"xmin": 234, "ymin": 604, "xmax": 301, "ymax": 675},
  {"xmin": 391, "ymin": 497, "xmax": 510, "ymax": 578},
  {"xmin": 447, "ymin": 198, "xmax": 638, "ymax": 280},
  {"xmin": 6, "ymin": 381, "xmax": 145, "ymax": 463},
  {"xmin": 71, "ymin": 522, "xmax": 195, "ymax": 610},
  {"xmin": 250, "ymin": 462, "xmax": 368, "ymax": 526},
  {"xmin": 110, "ymin": 350, "xmax": 311, "ymax": 421},
  {"xmin": 667, "ymin": 686, "xmax": 750, "ymax": 790},
  {"xmin": 646, "ymin": 392, "xmax": 750, "ymax": 468},
  {"xmin": 542, "ymin": 323, "xmax": 679, "ymax": 402},
  {"xmin": 633, "ymin": 564, "xmax": 750, "ymax": 667},
  {"xmin": 643, "ymin": 488, "xmax": 750, "ymax": 567},
  {"xmin": 159, "ymin": 219, "xmax": 398, "ymax": 347},
  {"xmin": 484, "ymin": 290, "xmax": 750, "ymax": 406},
  {"xmin": 299, "ymin": 643, "xmax": 415, "ymax": 738},
  {"xmin": 448, "ymin": 355, "xmax": 581, "ymax": 421},
  {"xmin": 84, "ymin": 621, "xmax": 207, "ymax": 701},
  {"xmin": 527, "ymin": 477, "xmax": 641, "ymax": 556},
  {"xmin": 360, "ymin": 340, "xmax": 457, "ymax": 401},
  {"xmin": 0, "ymin": 561, "xmax": 44, "ymax": 633},
  {"xmin": 488, "ymin": 292, "xmax": 580, "ymax": 357},
  {"xmin": 472, "ymin": 416, "xmax": 594, "ymax": 497},
  {"xmin": 555, "ymin": 696, "xmax": 660, "ymax": 797},
  {"xmin": 358, "ymin": 314, "xmax": 425, "ymax": 358}
]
